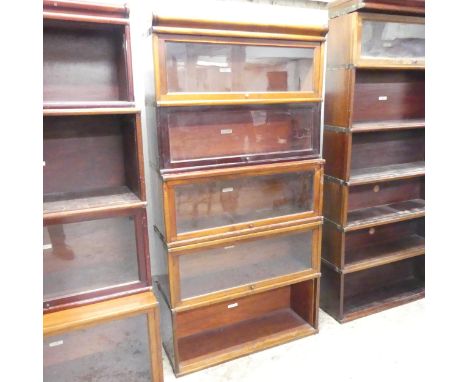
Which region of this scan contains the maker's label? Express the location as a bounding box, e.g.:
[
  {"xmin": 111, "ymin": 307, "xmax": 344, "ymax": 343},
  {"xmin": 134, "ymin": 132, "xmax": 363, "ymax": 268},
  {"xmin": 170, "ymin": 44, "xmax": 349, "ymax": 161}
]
[
  {"xmin": 378, "ymin": 96, "xmax": 388, "ymax": 101},
  {"xmin": 49, "ymin": 340, "xmax": 63, "ymax": 348},
  {"xmin": 222, "ymin": 187, "xmax": 234, "ymax": 193},
  {"xmin": 220, "ymin": 129, "xmax": 232, "ymax": 135},
  {"xmin": 228, "ymin": 303, "xmax": 238, "ymax": 309}
]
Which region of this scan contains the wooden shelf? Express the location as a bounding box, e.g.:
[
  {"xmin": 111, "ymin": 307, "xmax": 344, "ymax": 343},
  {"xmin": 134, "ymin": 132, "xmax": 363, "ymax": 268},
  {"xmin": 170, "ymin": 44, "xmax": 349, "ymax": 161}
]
[
  {"xmin": 43, "ymin": 101, "xmax": 135, "ymax": 110},
  {"xmin": 343, "ymin": 234, "xmax": 424, "ymax": 273},
  {"xmin": 346, "ymin": 199, "xmax": 424, "ymax": 231},
  {"xmin": 351, "ymin": 119, "xmax": 425, "ymax": 133},
  {"xmin": 43, "ymin": 107, "xmax": 139, "ymax": 116},
  {"xmin": 178, "ymin": 308, "xmax": 315, "ymax": 374},
  {"xmin": 43, "ymin": 186, "xmax": 145, "ymax": 219},
  {"xmin": 343, "ymin": 277, "xmax": 425, "ymax": 322},
  {"xmin": 349, "ymin": 161, "xmax": 425, "ymax": 185}
]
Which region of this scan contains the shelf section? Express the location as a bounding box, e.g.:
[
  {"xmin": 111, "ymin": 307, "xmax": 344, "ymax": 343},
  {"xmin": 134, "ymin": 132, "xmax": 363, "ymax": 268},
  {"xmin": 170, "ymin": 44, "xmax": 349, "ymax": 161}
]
[
  {"xmin": 349, "ymin": 161, "xmax": 425, "ymax": 185},
  {"xmin": 351, "ymin": 119, "xmax": 425, "ymax": 133},
  {"xmin": 343, "ymin": 277, "xmax": 425, "ymax": 321},
  {"xmin": 178, "ymin": 309, "xmax": 315, "ymax": 373},
  {"xmin": 344, "ymin": 234, "xmax": 424, "ymax": 273},
  {"xmin": 43, "ymin": 186, "xmax": 145, "ymax": 218},
  {"xmin": 346, "ymin": 198, "xmax": 424, "ymax": 231}
]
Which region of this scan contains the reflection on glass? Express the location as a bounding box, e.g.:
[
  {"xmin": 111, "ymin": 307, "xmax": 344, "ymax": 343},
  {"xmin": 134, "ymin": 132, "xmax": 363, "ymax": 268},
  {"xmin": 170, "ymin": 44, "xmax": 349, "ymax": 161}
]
[
  {"xmin": 179, "ymin": 230, "xmax": 313, "ymax": 299},
  {"xmin": 44, "ymin": 315, "xmax": 151, "ymax": 382},
  {"xmin": 166, "ymin": 42, "xmax": 314, "ymax": 92},
  {"xmin": 43, "ymin": 216, "xmax": 140, "ymax": 300},
  {"xmin": 361, "ymin": 20, "xmax": 425, "ymax": 59},
  {"xmin": 165, "ymin": 105, "xmax": 319, "ymax": 162},
  {"xmin": 174, "ymin": 171, "xmax": 314, "ymax": 233}
]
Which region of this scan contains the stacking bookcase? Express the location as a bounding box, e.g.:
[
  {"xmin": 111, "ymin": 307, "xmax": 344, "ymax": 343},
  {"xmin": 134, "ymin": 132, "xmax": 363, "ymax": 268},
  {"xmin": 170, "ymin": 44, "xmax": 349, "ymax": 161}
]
[
  {"xmin": 321, "ymin": 0, "xmax": 425, "ymax": 323},
  {"xmin": 150, "ymin": 6, "xmax": 327, "ymax": 376},
  {"xmin": 43, "ymin": 2, "xmax": 163, "ymax": 380}
]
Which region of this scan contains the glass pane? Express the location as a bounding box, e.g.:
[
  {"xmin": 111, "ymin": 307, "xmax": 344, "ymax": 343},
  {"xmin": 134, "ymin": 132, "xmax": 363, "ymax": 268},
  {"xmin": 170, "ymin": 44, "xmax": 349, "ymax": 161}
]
[
  {"xmin": 43, "ymin": 216, "xmax": 140, "ymax": 301},
  {"xmin": 179, "ymin": 230, "xmax": 313, "ymax": 299},
  {"xmin": 166, "ymin": 105, "xmax": 319, "ymax": 162},
  {"xmin": 361, "ymin": 20, "xmax": 425, "ymax": 60},
  {"xmin": 166, "ymin": 42, "xmax": 314, "ymax": 93},
  {"xmin": 174, "ymin": 171, "xmax": 315, "ymax": 234},
  {"xmin": 44, "ymin": 314, "xmax": 151, "ymax": 382}
]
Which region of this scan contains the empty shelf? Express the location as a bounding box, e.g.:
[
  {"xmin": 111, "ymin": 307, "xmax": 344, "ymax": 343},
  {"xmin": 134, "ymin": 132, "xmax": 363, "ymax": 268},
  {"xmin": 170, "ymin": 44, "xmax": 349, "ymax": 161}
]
[
  {"xmin": 343, "ymin": 277, "xmax": 425, "ymax": 319},
  {"xmin": 43, "ymin": 186, "xmax": 144, "ymax": 217},
  {"xmin": 349, "ymin": 162, "xmax": 425, "ymax": 185},
  {"xmin": 178, "ymin": 308, "xmax": 315, "ymax": 370},
  {"xmin": 344, "ymin": 234, "xmax": 425, "ymax": 273},
  {"xmin": 351, "ymin": 119, "xmax": 425, "ymax": 133},
  {"xmin": 346, "ymin": 199, "xmax": 425, "ymax": 230}
]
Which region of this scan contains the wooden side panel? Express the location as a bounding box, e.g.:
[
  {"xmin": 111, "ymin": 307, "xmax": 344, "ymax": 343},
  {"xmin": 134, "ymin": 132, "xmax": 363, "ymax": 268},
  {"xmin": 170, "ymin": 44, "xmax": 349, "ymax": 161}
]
[
  {"xmin": 323, "ymin": 129, "xmax": 350, "ymax": 181},
  {"xmin": 320, "ymin": 264, "xmax": 343, "ymax": 320},
  {"xmin": 290, "ymin": 278, "xmax": 319, "ymax": 327},
  {"xmin": 322, "ymin": 220, "xmax": 344, "ymax": 269},
  {"xmin": 325, "ymin": 68, "xmax": 354, "ymax": 128},
  {"xmin": 323, "ymin": 179, "xmax": 346, "ymax": 225},
  {"xmin": 326, "ymin": 14, "xmax": 354, "ymax": 67}
]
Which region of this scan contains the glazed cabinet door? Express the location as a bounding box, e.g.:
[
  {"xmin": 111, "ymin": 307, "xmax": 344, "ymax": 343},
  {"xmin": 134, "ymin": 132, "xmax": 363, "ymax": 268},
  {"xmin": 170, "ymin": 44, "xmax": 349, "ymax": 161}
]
[
  {"xmin": 158, "ymin": 103, "xmax": 321, "ymax": 170},
  {"xmin": 44, "ymin": 313, "xmax": 154, "ymax": 381},
  {"xmin": 162, "ymin": 161, "xmax": 323, "ymax": 244},
  {"xmin": 43, "ymin": 208, "xmax": 151, "ymax": 311},
  {"xmin": 164, "ymin": 222, "xmax": 321, "ymax": 308},
  {"xmin": 154, "ymin": 35, "xmax": 323, "ymax": 105},
  {"xmin": 355, "ymin": 13, "xmax": 424, "ymax": 68}
]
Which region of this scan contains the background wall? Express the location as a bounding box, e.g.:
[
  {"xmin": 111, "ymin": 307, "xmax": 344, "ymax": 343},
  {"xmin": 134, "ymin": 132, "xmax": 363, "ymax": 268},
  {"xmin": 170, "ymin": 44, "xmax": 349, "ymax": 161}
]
[{"xmin": 123, "ymin": 0, "xmax": 330, "ymax": 275}]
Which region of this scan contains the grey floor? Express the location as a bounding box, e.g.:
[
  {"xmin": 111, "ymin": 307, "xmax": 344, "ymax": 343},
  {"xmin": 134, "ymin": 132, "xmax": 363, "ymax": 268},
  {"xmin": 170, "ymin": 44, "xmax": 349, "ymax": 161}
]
[{"xmin": 161, "ymin": 299, "xmax": 425, "ymax": 382}]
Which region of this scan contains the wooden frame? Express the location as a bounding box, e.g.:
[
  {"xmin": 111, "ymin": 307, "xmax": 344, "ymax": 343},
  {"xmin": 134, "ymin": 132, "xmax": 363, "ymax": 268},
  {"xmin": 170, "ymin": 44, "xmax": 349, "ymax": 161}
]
[
  {"xmin": 43, "ymin": 109, "xmax": 147, "ymax": 222},
  {"xmin": 321, "ymin": 253, "xmax": 424, "ymax": 322},
  {"xmin": 43, "ymin": 206, "xmax": 152, "ymax": 313},
  {"xmin": 327, "ymin": 12, "xmax": 424, "ymax": 69},
  {"xmin": 155, "ymin": 102, "xmax": 322, "ymax": 172},
  {"xmin": 43, "ymin": 292, "xmax": 163, "ymax": 382},
  {"xmin": 157, "ymin": 160, "xmax": 323, "ymax": 246},
  {"xmin": 156, "ymin": 277, "xmax": 319, "ymax": 376},
  {"xmin": 157, "ymin": 220, "xmax": 322, "ymax": 310},
  {"xmin": 43, "ymin": 0, "xmax": 134, "ymax": 109},
  {"xmin": 153, "ymin": 33, "xmax": 324, "ymax": 106},
  {"xmin": 329, "ymin": 0, "xmax": 425, "ymax": 19}
]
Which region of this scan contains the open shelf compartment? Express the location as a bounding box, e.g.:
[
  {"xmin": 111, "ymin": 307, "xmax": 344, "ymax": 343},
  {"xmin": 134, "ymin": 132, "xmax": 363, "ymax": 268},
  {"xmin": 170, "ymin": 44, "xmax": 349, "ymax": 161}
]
[
  {"xmin": 349, "ymin": 127, "xmax": 424, "ymax": 185},
  {"xmin": 43, "ymin": 17, "xmax": 133, "ymax": 108},
  {"xmin": 343, "ymin": 255, "xmax": 424, "ymax": 320},
  {"xmin": 43, "ymin": 113, "xmax": 145, "ymax": 217},
  {"xmin": 156, "ymin": 278, "xmax": 318, "ymax": 376}
]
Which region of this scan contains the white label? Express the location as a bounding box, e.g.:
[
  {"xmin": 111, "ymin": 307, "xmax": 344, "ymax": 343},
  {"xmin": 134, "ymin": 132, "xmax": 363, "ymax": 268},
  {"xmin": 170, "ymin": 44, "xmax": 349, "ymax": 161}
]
[
  {"xmin": 222, "ymin": 187, "xmax": 234, "ymax": 193},
  {"xmin": 43, "ymin": 244, "xmax": 52, "ymax": 250},
  {"xmin": 49, "ymin": 340, "xmax": 63, "ymax": 348},
  {"xmin": 224, "ymin": 245, "xmax": 235, "ymax": 250},
  {"xmin": 378, "ymin": 96, "xmax": 388, "ymax": 101},
  {"xmin": 43, "ymin": 161, "xmax": 46, "ymax": 166},
  {"xmin": 228, "ymin": 303, "xmax": 238, "ymax": 309},
  {"xmin": 219, "ymin": 67, "xmax": 232, "ymax": 73},
  {"xmin": 220, "ymin": 129, "xmax": 232, "ymax": 135}
]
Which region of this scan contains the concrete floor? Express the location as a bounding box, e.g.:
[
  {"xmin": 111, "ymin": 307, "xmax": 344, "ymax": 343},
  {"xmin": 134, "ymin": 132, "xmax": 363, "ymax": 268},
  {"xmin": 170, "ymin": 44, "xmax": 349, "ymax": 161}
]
[{"xmin": 161, "ymin": 299, "xmax": 425, "ymax": 382}]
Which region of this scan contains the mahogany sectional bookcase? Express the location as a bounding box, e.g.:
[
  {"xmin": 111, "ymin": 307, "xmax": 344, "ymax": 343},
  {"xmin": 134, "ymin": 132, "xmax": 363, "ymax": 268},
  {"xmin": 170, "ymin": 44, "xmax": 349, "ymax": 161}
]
[
  {"xmin": 42, "ymin": 2, "xmax": 162, "ymax": 380},
  {"xmin": 321, "ymin": 0, "xmax": 425, "ymax": 323},
  {"xmin": 150, "ymin": 9, "xmax": 327, "ymax": 376}
]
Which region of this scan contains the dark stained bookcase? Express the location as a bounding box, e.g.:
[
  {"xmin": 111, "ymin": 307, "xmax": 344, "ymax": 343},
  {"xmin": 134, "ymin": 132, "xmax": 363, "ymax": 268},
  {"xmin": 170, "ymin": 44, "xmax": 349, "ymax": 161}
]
[
  {"xmin": 42, "ymin": 2, "xmax": 163, "ymax": 380},
  {"xmin": 321, "ymin": 0, "xmax": 425, "ymax": 323}
]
